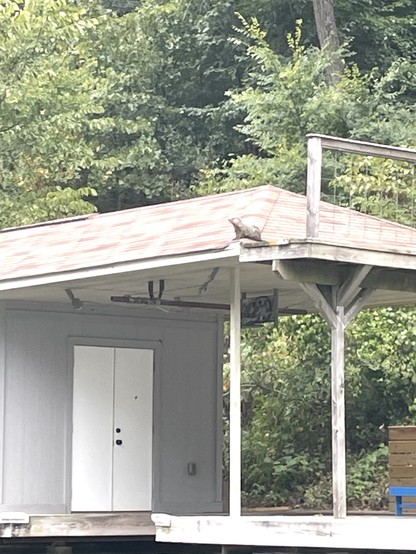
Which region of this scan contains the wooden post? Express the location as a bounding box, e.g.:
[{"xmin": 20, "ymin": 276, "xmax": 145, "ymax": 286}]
[
  {"xmin": 331, "ymin": 306, "xmax": 346, "ymax": 518},
  {"xmin": 298, "ymin": 269, "xmax": 375, "ymax": 519},
  {"xmin": 229, "ymin": 266, "xmax": 241, "ymax": 517},
  {"xmin": 306, "ymin": 136, "xmax": 323, "ymax": 238}
]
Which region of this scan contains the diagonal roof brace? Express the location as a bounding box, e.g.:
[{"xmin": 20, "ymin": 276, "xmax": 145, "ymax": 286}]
[{"xmin": 337, "ymin": 265, "xmax": 373, "ymax": 307}]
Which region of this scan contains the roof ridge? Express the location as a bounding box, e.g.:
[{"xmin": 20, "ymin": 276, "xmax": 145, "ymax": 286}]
[{"xmin": 93, "ymin": 184, "xmax": 278, "ymax": 219}]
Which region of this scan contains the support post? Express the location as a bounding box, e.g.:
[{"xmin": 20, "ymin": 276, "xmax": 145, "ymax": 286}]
[
  {"xmin": 331, "ymin": 306, "xmax": 346, "ymax": 518},
  {"xmin": 300, "ymin": 273, "xmax": 374, "ymax": 519},
  {"xmin": 306, "ymin": 136, "xmax": 323, "ymax": 238},
  {"xmin": 229, "ymin": 266, "xmax": 241, "ymax": 517}
]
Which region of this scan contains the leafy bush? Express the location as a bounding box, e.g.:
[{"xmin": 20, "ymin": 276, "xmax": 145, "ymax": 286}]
[
  {"xmin": 303, "ymin": 446, "xmax": 389, "ymax": 510},
  {"xmin": 229, "ymin": 309, "xmax": 415, "ymax": 510}
]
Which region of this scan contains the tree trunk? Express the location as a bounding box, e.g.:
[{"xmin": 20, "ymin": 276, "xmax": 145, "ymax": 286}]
[{"xmin": 312, "ymin": 0, "xmax": 344, "ymax": 84}]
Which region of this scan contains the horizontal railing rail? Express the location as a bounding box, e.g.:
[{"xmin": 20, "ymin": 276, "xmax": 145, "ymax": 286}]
[{"xmin": 306, "ymin": 134, "xmax": 416, "ymax": 238}]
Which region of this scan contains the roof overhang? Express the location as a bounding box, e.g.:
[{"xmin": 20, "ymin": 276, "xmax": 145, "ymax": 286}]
[
  {"xmin": 0, "ymin": 245, "xmax": 240, "ymax": 294},
  {"xmin": 2, "ymin": 239, "xmax": 416, "ymax": 314},
  {"xmin": 240, "ymin": 239, "xmax": 416, "ymax": 271}
]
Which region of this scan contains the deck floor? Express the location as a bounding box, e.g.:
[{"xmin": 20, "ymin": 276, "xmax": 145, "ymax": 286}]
[
  {"xmin": 152, "ymin": 512, "xmax": 416, "ymax": 552},
  {"xmin": 0, "ymin": 512, "xmax": 154, "ymax": 539},
  {"xmin": 4, "ymin": 508, "xmax": 416, "ymax": 551}
]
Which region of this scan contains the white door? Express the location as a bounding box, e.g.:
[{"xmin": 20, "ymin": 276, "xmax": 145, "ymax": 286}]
[{"xmin": 71, "ymin": 345, "xmax": 153, "ymax": 511}]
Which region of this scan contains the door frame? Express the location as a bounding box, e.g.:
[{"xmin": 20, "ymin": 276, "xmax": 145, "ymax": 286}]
[{"xmin": 67, "ymin": 337, "xmax": 162, "ymax": 512}]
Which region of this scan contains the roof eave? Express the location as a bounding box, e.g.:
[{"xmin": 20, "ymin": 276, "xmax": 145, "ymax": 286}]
[
  {"xmin": 240, "ymin": 239, "xmax": 416, "ymax": 272},
  {"xmin": 0, "ymin": 245, "xmax": 241, "ymax": 293}
]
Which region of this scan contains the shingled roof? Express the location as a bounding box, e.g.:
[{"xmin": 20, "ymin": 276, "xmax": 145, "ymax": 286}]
[{"xmin": 2, "ymin": 185, "xmax": 416, "ymax": 283}]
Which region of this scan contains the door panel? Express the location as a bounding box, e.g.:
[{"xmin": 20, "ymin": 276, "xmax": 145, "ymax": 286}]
[
  {"xmin": 71, "ymin": 345, "xmax": 153, "ymax": 512},
  {"xmin": 113, "ymin": 348, "xmax": 153, "ymax": 510},
  {"xmin": 71, "ymin": 346, "xmax": 114, "ymax": 511}
]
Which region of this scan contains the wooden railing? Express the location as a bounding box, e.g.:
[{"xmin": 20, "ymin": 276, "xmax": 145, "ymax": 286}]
[{"xmin": 306, "ymin": 134, "xmax": 416, "ymax": 238}]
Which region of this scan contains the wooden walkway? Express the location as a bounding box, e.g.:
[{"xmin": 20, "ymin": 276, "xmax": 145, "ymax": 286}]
[
  {"xmin": 153, "ymin": 513, "xmax": 416, "ymax": 552},
  {"xmin": 0, "ymin": 512, "xmax": 154, "ymax": 539}
]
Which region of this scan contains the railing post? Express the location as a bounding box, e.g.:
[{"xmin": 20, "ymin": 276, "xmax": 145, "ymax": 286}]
[{"xmin": 306, "ymin": 136, "xmax": 323, "ymax": 238}]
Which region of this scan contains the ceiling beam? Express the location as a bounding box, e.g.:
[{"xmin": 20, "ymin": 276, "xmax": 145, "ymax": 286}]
[
  {"xmin": 273, "ymin": 260, "xmax": 341, "ymax": 285},
  {"xmin": 363, "ymin": 268, "xmax": 416, "ymax": 293},
  {"xmin": 274, "ymin": 259, "xmax": 416, "ymax": 296}
]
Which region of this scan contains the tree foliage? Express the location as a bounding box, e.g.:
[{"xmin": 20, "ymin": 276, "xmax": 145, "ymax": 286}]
[
  {"xmin": 200, "ymin": 18, "xmax": 415, "ymax": 198},
  {"xmin": 0, "ymin": 0, "xmax": 105, "ymax": 226},
  {"xmin": 91, "ymin": 0, "xmax": 250, "ymax": 211},
  {"xmin": 0, "ymin": 0, "xmax": 247, "ymax": 222}
]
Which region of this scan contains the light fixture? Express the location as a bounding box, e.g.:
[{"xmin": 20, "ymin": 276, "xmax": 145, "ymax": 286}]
[{"xmin": 65, "ymin": 289, "xmax": 84, "ymax": 310}]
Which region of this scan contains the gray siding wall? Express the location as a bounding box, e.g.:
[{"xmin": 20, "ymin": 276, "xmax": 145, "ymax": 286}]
[{"xmin": 0, "ymin": 303, "xmax": 223, "ymax": 515}]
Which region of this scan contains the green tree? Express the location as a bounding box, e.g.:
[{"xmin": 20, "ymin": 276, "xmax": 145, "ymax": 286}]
[
  {"xmin": 198, "ymin": 19, "xmax": 366, "ymax": 195},
  {"xmin": 0, "ymin": 0, "xmax": 107, "ymax": 227},
  {"xmin": 337, "ymin": 0, "xmax": 416, "ymax": 72},
  {"xmin": 90, "ymin": 0, "xmax": 250, "ymax": 212},
  {"xmin": 199, "ymin": 18, "xmax": 414, "ymax": 197}
]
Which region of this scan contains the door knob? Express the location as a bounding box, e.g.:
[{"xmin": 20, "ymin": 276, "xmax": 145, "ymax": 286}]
[{"xmin": 116, "ymin": 439, "xmax": 123, "ymax": 446}]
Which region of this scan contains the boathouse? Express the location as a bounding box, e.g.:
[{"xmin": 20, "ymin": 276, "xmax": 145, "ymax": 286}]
[{"xmin": 1, "ymin": 135, "xmax": 416, "ymax": 551}]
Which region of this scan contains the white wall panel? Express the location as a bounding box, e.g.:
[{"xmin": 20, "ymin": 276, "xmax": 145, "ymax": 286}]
[
  {"xmin": 0, "ymin": 305, "xmax": 222, "ymax": 515},
  {"xmin": 2, "ymin": 310, "xmax": 76, "ymax": 511},
  {"xmin": 156, "ymin": 322, "xmax": 223, "ymax": 513}
]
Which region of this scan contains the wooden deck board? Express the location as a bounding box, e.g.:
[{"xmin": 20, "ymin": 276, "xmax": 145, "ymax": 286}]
[
  {"xmin": 0, "ymin": 512, "xmax": 155, "ymax": 539},
  {"xmin": 152, "ymin": 513, "xmax": 416, "ymax": 551}
]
